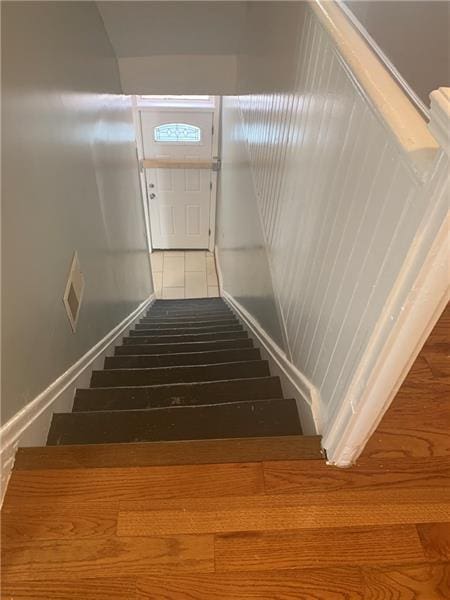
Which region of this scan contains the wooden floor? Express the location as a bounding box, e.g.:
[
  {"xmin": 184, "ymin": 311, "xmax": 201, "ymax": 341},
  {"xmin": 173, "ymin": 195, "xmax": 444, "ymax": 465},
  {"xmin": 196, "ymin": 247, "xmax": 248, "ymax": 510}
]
[{"xmin": 1, "ymin": 306, "xmax": 449, "ymax": 599}]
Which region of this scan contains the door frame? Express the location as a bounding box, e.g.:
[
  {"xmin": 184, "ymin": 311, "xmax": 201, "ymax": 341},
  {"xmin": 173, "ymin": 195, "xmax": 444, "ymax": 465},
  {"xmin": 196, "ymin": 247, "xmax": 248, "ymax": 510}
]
[{"xmin": 133, "ymin": 96, "xmax": 221, "ymax": 253}]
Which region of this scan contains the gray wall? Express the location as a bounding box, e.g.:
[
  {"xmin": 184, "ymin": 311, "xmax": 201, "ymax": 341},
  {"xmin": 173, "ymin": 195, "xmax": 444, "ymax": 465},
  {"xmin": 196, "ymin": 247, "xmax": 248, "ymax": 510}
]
[
  {"xmin": 97, "ymin": 1, "xmax": 246, "ymax": 57},
  {"xmin": 345, "ymin": 1, "xmax": 449, "ymax": 107},
  {"xmin": 1, "ymin": 1, "xmax": 152, "ymax": 424},
  {"xmin": 98, "ymin": 1, "xmax": 246, "ymax": 94}
]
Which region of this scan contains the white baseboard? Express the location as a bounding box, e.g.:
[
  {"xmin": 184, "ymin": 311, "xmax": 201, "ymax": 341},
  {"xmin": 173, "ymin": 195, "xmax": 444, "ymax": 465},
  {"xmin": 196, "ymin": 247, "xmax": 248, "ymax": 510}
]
[
  {"xmin": 214, "ymin": 244, "xmax": 224, "ymax": 295},
  {"xmin": 214, "ymin": 244, "xmax": 320, "ymax": 434},
  {"xmin": 0, "ymin": 294, "xmax": 155, "ymax": 503}
]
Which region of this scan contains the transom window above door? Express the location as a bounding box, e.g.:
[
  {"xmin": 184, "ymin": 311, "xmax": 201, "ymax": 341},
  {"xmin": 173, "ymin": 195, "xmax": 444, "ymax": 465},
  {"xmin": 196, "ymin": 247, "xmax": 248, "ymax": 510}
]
[{"xmin": 154, "ymin": 123, "xmax": 202, "ymax": 143}]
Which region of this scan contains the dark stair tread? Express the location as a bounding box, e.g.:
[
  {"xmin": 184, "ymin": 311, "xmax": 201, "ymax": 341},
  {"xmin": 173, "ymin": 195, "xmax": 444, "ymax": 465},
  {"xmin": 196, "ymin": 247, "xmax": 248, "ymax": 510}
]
[
  {"xmin": 115, "ymin": 338, "xmax": 253, "ymax": 355},
  {"xmin": 123, "ymin": 331, "xmax": 248, "ymax": 344},
  {"xmin": 131, "ymin": 324, "xmax": 243, "ymax": 336},
  {"xmin": 90, "ymin": 360, "xmax": 270, "ymax": 387},
  {"xmin": 138, "ymin": 318, "xmax": 239, "ymax": 329},
  {"xmin": 74, "ymin": 376, "xmax": 282, "ymax": 411},
  {"xmin": 15, "ymin": 435, "xmax": 324, "ymax": 470},
  {"xmin": 47, "ymin": 399, "xmax": 302, "ymax": 445},
  {"xmin": 43, "ymin": 298, "xmax": 312, "ymax": 455},
  {"xmin": 105, "ymin": 347, "xmax": 260, "ymax": 369}
]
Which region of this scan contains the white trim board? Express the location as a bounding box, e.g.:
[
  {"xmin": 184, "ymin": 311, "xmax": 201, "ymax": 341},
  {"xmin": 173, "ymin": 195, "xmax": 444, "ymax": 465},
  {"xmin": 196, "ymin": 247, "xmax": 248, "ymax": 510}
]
[
  {"xmin": 311, "ymin": 0, "xmax": 439, "ymax": 177},
  {"xmin": 0, "ymin": 294, "xmax": 155, "ymax": 504},
  {"xmin": 222, "ymin": 291, "xmax": 320, "ymax": 435}
]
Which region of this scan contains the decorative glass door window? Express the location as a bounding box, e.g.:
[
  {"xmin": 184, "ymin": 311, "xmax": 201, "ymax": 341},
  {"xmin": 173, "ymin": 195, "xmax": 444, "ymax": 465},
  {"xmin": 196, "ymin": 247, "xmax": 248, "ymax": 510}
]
[{"xmin": 154, "ymin": 123, "xmax": 201, "ymax": 143}]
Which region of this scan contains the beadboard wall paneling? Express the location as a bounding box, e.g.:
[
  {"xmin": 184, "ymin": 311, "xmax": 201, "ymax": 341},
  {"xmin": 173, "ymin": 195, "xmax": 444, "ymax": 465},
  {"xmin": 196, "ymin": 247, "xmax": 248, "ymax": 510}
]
[
  {"xmin": 216, "ymin": 96, "xmax": 286, "ymax": 350},
  {"xmin": 218, "ymin": 2, "xmax": 448, "ymax": 442}
]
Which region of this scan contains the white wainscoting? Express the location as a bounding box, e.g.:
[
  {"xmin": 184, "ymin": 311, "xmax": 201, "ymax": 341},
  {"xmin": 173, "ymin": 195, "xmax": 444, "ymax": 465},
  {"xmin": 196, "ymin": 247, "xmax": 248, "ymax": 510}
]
[
  {"xmin": 0, "ymin": 295, "xmax": 155, "ymax": 504},
  {"xmin": 218, "ymin": 1, "xmax": 449, "ymax": 464}
]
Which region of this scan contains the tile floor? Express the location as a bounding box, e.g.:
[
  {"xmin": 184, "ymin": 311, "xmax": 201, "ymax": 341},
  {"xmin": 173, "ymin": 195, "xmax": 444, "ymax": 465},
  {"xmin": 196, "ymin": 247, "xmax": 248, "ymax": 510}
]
[{"xmin": 150, "ymin": 251, "xmax": 220, "ymax": 299}]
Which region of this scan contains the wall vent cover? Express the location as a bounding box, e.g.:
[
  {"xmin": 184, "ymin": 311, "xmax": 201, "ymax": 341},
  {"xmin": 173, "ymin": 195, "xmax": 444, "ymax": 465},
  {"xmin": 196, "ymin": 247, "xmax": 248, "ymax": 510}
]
[{"xmin": 63, "ymin": 252, "xmax": 85, "ymax": 332}]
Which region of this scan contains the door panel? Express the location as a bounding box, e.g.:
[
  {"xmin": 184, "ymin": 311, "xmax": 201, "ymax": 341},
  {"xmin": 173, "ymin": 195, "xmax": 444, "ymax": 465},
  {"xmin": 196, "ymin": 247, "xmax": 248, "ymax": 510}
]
[{"xmin": 141, "ymin": 110, "xmax": 213, "ymax": 249}]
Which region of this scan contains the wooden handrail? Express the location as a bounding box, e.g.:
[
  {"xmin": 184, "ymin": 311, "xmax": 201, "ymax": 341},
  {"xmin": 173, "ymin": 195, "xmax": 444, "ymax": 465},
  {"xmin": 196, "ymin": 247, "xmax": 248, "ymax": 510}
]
[{"xmin": 310, "ymin": 0, "xmax": 439, "ymax": 177}]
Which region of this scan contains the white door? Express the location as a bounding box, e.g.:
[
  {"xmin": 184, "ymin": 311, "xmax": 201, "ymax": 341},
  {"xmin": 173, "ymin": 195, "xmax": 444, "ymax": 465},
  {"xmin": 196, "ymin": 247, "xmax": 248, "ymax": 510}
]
[{"xmin": 141, "ymin": 110, "xmax": 214, "ymax": 249}]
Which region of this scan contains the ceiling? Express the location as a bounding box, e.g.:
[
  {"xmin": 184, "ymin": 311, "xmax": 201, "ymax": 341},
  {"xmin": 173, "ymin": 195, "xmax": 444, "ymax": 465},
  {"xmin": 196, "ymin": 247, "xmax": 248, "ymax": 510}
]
[{"xmin": 97, "ymin": 1, "xmax": 247, "ymax": 58}]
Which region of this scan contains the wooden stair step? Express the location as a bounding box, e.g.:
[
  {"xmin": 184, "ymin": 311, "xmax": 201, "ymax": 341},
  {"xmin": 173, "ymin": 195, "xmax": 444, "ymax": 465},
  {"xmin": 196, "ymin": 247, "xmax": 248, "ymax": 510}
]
[
  {"xmin": 74, "ymin": 376, "xmax": 283, "ymax": 411},
  {"xmin": 131, "ymin": 324, "xmax": 243, "ymax": 336},
  {"xmin": 14, "ymin": 435, "xmax": 323, "ymax": 470},
  {"xmin": 90, "ymin": 360, "xmax": 270, "ymax": 387},
  {"xmin": 46, "ymin": 399, "xmax": 302, "ymax": 446},
  {"xmin": 105, "ymin": 347, "xmax": 260, "ymax": 369},
  {"xmin": 122, "ymin": 330, "xmax": 248, "ymax": 344},
  {"xmin": 115, "ymin": 338, "xmax": 253, "ymax": 355}
]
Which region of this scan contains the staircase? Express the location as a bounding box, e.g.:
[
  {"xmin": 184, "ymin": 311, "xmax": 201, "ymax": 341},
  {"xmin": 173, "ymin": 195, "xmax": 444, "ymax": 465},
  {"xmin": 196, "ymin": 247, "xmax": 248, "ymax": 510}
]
[
  {"xmin": 47, "ymin": 298, "xmax": 307, "ymax": 446},
  {"xmin": 36, "ymin": 298, "xmax": 321, "ymax": 464}
]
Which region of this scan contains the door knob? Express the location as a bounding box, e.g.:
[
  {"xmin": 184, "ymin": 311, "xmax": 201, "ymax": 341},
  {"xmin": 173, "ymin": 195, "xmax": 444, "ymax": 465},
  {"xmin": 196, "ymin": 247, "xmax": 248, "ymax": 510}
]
[
  {"xmin": 149, "ymin": 183, "xmax": 155, "ymax": 188},
  {"xmin": 149, "ymin": 193, "xmax": 156, "ymax": 199}
]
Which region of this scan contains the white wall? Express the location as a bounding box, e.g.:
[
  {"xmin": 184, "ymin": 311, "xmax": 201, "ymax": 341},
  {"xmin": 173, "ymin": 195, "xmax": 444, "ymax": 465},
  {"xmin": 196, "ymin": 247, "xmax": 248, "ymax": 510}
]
[
  {"xmin": 216, "ymin": 96, "xmax": 286, "ymax": 350},
  {"xmin": 1, "ymin": 1, "xmax": 152, "ymax": 425},
  {"xmin": 217, "ymin": 2, "xmax": 448, "ymax": 448},
  {"xmin": 98, "ymin": 1, "xmax": 246, "ymax": 94}
]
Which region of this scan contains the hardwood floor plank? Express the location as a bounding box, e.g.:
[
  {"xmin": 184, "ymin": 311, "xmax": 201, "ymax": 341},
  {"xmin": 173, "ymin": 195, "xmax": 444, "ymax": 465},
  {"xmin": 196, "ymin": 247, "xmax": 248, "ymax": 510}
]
[
  {"xmin": 423, "ymin": 347, "xmax": 450, "ymax": 381},
  {"xmin": 424, "ymin": 305, "xmax": 450, "ymax": 345},
  {"xmin": 3, "ymin": 462, "xmax": 263, "ymax": 506},
  {"xmin": 403, "ymin": 355, "xmax": 435, "ymax": 385},
  {"xmin": 2, "ymin": 534, "xmax": 214, "ymax": 582},
  {"xmin": 362, "ymin": 428, "xmax": 450, "ymax": 459},
  {"xmin": 263, "ymin": 457, "xmax": 450, "ymax": 495},
  {"xmin": 1, "ymin": 504, "xmax": 117, "ymax": 543},
  {"xmin": 117, "ymin": 491, "xmax": 450, "ymax": 536},
  {"xmin": 362, "ymin": 562, "xmax": 450, "ymax": 600},
  {"xmin": 360, "ymin": 306, "xmax": 449, "ymax": 461},
  {"xmin": 120, "ymin": 486, "xmax": 450, "ymax": 510},
  {"xmin": 136, "ymin": 567, "xmax": 364, "ymax": 599},
  {"xmin": 417, "ymin": 523, "xmax": 450, "ymax": 561},
  {"xmin": 214, "ymin": 525, "xmax": 426, "ymax": 571},
  {"xmin": 0, "ymin": 577, "xmax": 136, "ymax": 600},
  {"xmin": 379, "ymin": 383, "xmax": 450, "ymax": 424}
]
